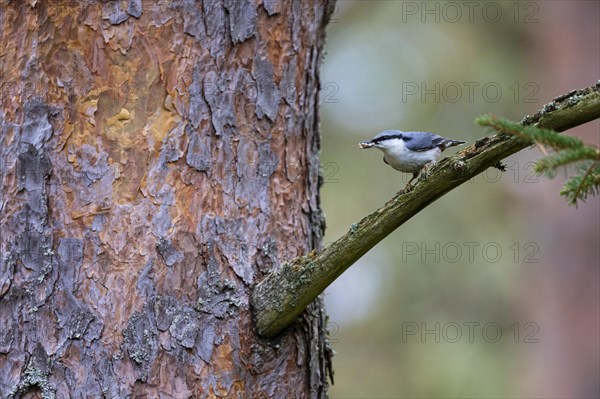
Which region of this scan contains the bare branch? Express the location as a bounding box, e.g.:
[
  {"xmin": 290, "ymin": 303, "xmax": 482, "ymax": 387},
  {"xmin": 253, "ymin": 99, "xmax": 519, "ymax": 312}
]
[{"xmin": 251, "ymin": 83, "xmax": 600, "ymax": 338}]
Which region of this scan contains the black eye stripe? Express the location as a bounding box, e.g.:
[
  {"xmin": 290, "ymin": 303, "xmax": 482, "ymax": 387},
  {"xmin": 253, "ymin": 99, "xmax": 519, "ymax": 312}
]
[{"xmin": 372, "ymin": 134, "xmax": 408, "ymax": 143}]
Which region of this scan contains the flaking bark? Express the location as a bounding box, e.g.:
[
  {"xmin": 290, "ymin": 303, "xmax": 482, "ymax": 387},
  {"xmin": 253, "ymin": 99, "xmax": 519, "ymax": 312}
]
[{"xmin": 1, "ymin": 1, "xmax": 335, "ymax": 397}]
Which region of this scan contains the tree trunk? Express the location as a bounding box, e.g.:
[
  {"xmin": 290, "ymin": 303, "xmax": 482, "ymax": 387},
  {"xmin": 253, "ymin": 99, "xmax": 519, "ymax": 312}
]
[{"xmin": 0, "ymin": 1, "xmax": 334, "ymax": 397}]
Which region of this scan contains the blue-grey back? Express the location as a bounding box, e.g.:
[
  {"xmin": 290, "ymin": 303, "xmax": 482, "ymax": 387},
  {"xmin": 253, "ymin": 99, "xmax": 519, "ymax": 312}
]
[{"xmin": 401, "ymin": 131, "xmax": 447, "ymax": 151}]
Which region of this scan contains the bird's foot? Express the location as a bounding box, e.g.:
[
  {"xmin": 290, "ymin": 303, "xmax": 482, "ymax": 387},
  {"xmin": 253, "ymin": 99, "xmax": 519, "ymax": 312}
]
[
  {"xmin": 397, "ymin": 181, "xmax": 415, "ymax": 195},
  {"xmin": 420, "ymin": 162, "xmax": 436, "ymax": 181},
  {"xmin": 401, "ymin": 183, "xmax": 415, "ymax": 194}
]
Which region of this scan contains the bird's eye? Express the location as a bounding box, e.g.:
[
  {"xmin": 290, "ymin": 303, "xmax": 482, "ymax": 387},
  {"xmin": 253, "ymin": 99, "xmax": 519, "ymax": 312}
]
[{"xmin": 402, "ymin": 136, "xmax": 411, "ymax": 141}]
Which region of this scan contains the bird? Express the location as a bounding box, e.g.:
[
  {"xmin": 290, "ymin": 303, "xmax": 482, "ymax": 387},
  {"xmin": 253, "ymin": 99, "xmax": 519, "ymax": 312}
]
[{"xmin": 358, "ymin": 130, "xmax": 466, "ymax": 190}]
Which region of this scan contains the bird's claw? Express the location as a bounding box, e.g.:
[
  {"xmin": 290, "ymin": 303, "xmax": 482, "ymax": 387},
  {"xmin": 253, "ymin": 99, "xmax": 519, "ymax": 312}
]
[
  {"xmin": 398, "ymin": 181, "xmax": 415, "ymax": 195},
  {"xmin": 421, "ymin": 163, "xmax": 435, "ymax": 180}
]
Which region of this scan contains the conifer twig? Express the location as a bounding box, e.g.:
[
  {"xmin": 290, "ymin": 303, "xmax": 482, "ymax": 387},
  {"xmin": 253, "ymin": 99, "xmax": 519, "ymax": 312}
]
[{"xmin": 571, "ymin": 163, "xmax": 597, "ymax": 204}]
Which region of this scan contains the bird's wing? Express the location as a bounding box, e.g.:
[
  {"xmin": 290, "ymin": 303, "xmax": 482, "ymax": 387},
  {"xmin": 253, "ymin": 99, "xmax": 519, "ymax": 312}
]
[{"xmin": 403, "ymin": 132, "xmax": 453, "ymax": 152}]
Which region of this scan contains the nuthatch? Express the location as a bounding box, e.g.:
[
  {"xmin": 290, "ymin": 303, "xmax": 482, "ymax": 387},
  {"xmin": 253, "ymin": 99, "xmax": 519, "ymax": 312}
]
[{"xmin": 359, "ymin": 130, "xmax": 466, "ymax": 189}]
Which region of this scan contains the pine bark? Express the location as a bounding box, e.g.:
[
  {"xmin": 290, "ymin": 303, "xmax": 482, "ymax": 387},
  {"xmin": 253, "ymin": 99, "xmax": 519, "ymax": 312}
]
[{"xmin": 0, "ymin": 1, "xmax": 334, "ymax": 397}]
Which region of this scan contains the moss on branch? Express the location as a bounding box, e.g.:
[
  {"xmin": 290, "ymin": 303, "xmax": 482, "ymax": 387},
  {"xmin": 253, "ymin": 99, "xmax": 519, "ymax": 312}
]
[{"xmin": 251, "ymin": 83, "xmax": 600, "ymax": 338}]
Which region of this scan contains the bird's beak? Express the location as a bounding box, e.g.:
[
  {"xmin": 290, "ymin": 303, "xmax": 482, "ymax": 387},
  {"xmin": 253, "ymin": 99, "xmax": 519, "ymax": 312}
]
[{"xmin": 358, "ymin": 141, "xmax": 373, "ymax": 149}]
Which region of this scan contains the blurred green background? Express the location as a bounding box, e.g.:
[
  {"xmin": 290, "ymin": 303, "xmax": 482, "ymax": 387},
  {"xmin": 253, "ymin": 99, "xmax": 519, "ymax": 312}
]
[{"xmin": 319, "ymin": 1, "xmax": 599, "ymax": 398}]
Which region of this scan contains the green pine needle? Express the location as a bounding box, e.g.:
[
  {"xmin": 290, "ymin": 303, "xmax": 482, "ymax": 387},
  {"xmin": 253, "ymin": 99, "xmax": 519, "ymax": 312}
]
[
  {"xmin": 560, "ymin": 163, "xmax": 600, "ymax": 206},
  {"xmin": 534, "ymin": 147, "xmax": 599, "ymax": 175},
  {"xmin": 476, "ymin": 114, "xmax": 600, "ymax": 206}
]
